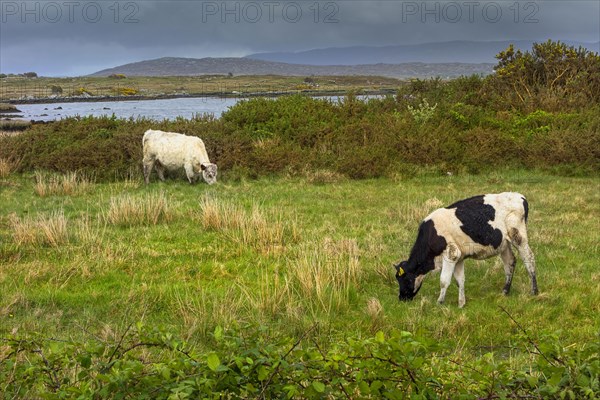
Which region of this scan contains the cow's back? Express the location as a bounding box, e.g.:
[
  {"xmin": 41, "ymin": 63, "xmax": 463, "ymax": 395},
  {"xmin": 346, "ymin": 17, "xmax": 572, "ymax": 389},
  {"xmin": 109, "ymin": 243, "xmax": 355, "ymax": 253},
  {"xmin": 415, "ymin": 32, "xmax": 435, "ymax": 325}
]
[{"xmin": 144, "ymin": 130, "xmax": 202, "ymax": 166}]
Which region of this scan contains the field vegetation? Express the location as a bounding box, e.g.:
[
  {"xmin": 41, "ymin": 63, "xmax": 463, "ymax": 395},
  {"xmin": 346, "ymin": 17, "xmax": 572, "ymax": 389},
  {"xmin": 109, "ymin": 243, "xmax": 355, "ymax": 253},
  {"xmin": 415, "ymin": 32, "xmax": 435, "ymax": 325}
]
[
  {"xmin": 0, "ymin": 74, "xmax": 400, "ymax": 102},
  {"xmin": 0, "ymin": 40, "xmax": 599, "ymax": 398}
]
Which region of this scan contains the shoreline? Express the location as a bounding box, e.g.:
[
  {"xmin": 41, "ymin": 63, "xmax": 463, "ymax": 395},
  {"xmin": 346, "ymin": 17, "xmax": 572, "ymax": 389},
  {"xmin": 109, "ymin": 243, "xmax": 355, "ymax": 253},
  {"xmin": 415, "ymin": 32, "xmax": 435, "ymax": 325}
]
[{"xmin": 6, "ymin": 88, "xmax": 397, "ymax": 105}]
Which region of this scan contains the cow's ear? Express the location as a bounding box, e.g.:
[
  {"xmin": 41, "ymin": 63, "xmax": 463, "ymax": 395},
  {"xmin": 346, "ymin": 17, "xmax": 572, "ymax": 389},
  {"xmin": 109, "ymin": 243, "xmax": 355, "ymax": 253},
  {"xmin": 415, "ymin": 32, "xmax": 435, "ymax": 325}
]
[
  {"xmin": 394, "ymin": 263, "xmax": 405, "ymax": 276},
  {"xmin": 200, "ymin": 164, "xmax": 207, "ymax": 171}
]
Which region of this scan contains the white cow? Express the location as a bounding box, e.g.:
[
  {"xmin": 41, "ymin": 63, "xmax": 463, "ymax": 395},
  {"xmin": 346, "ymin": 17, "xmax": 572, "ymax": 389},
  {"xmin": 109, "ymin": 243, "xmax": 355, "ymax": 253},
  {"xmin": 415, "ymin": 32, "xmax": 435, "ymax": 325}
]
[{"xmin": 142, "ymin": 129, "xmax": 217, "ymax": 185}]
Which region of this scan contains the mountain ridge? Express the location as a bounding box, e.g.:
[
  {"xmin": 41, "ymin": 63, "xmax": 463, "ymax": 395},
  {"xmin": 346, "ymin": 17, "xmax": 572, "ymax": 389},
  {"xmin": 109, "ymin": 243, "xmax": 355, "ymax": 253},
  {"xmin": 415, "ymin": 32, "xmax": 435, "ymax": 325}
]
[
  {"xmin": 90, "ymin": 56, "xmax": 494, "ymax": 79},
  {"xmin": 89, "ymin": 40, "xmax": 599, "ymax": 78}
]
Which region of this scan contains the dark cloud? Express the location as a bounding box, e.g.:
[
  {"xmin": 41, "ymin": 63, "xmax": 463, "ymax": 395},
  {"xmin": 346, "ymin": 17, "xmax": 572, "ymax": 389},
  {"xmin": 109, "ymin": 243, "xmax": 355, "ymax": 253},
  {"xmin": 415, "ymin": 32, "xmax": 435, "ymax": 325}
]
[{"xmin": 1, "ymin": 0, "xmax": 598, "ymax": 76}]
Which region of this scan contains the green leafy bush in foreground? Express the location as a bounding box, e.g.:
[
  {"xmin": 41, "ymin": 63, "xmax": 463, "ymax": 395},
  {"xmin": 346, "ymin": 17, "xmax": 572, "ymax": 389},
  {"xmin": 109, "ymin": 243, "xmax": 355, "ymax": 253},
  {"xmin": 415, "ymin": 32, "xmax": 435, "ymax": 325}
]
[{"xmin": 2, "ymin": 322, "xmax": 598, "ymax": 399}]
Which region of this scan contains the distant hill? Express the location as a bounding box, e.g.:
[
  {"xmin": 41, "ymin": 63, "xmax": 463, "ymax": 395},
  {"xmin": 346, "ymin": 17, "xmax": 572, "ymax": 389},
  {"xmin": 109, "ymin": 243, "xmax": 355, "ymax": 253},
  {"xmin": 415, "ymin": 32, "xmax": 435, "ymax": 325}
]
[
  {"xmin": 90, "ymin": 57, "xmax": 494, "ymax": 79},
  {"xmin": 246, "ymin": 40, "xmax": 600, "ymax": 65}
]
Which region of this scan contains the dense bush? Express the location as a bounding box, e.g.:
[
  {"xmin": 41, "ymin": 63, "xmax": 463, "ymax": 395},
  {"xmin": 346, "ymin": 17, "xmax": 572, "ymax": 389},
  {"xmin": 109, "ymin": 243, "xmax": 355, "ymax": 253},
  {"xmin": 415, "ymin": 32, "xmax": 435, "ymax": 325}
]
[
  {"xmin": 487, "ymin": 40, "xmax": 600, "ymax": 111},
  {"xmin": 1, "ymin": 91, "xmax": 598, "ymax": 180},
  {"xmin": 2, "ymin": 323, "xmax": 598, "ymax": 399}
]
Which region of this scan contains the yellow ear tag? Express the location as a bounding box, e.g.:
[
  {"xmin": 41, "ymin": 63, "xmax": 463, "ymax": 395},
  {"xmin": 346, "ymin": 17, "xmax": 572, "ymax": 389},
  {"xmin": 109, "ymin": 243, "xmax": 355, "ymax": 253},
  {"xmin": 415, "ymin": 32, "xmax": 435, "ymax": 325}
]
[{"xmin": 397, "ymin": 267, "xmax": 405, "ymax": 277}]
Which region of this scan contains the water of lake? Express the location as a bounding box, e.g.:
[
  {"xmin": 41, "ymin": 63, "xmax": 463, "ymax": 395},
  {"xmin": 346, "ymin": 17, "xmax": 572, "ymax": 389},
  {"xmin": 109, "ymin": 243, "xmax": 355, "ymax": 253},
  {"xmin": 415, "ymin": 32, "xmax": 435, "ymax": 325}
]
[
  {"xmin": 15, "ymin": 97, "xmax": 243, "ymax": 122},
  {"xmin": 14, "ymin": 94, "xmax": 382, "ymax": 122}
]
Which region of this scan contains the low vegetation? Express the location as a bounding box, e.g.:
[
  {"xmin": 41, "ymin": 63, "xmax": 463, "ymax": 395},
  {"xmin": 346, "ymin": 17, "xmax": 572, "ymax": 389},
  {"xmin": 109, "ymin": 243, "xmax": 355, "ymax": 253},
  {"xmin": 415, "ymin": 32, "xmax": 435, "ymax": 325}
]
[
  {"xmin": 0, "ymin": 74, "xmax": 399, "ymax": 101},
  {"xmin": 0, "ymin": 120, "xmax": 31, "ymax": 131},
  {"xmin": 0, "ymin": 41, "xmax": 598, "ymax": 398}
]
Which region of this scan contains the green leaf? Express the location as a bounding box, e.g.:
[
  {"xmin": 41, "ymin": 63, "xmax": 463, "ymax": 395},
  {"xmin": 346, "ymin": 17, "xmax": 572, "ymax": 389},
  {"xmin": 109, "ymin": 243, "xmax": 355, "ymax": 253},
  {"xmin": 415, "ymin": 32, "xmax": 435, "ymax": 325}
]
[
  {"xmin": 312, "ymin": 381, "xmax": 325, "ymax": 393},
  {"xmin": 258, "ymin": 365, "xmax": 269, "ymax": 381},
  {"xmin": 358, "ymin": 381, "xmax": 370, "ymax": 394},
  {"xmin": 207, "ymin": 353, "xmax": 221, "ymax": 372},
  {"xmin": 78, "ymin": 354, "xmax": 92, "ymax": 369},
  {"xmin": 214, "ymin": 325, "xmax": 223, "ymax": 341}
]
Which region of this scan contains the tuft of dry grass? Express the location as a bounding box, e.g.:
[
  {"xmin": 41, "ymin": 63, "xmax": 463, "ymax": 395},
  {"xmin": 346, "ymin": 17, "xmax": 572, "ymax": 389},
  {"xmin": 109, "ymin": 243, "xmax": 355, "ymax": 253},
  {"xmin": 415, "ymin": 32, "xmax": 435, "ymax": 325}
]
[
  {"xmin": 199, "ymin": 196, "xmax": 298, "ymax": 254},
  {"xmin": 34, "ymin": 171, "xmax": 93, "ymax": 197},
  {"xmin": 232, "ymin": 206, "xmax": 298, "ymax": 254},
  {"xmin": 365, "ymin": 297, "xmax": 385, "ymax": 331},
  {"xmin": 171, "ymin": 287, "xmax": 246, "ymax": 337},
  {"xmin": 105, "ymin": 192, "xmax": 172, "ymax": 226},
  {"xmin": 304, "ymin": 169, "xmax": 347, "ymax": 185},
  {"xmin": 199, "ymin": 196, "xmax": 245, "ymax": 231},
  {"xmin": 238, "ymin": 271, "xmax": 292, "ymax": 322},
  {"xmin": 10, "ymin": 210, "xmax": 70, "ymax": 248},
  {"xmin": 0, "ymin": 157, "xmax": 19, "ymax": 178},
  {"xmin": 290, "ymin": 237, "xmax": 362, "ymax": 314}
]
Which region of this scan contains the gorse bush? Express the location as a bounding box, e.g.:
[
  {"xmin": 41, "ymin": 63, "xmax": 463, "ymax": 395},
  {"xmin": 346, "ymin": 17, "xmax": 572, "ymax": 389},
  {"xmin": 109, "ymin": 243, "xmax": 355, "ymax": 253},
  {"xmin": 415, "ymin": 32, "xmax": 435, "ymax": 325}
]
[{"xmin": 489, "ymin": 40, "xmax": 600, "ymax": 111}]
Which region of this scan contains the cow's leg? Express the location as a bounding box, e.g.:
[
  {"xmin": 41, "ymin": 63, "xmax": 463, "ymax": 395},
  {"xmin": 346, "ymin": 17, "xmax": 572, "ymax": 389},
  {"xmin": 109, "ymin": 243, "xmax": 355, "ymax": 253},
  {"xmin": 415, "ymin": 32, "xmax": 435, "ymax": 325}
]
[
  {"xmin": 500, "ymin": 245, "xmax": 517, "ymax": 295},
  {"xmin": 438, "ymin": 244, "xmax": 461, "ymax": 305},
  {"xmin": 155, "ymin": 162, "xmax": 166, "ymax": 181},
  {"xmin": 184, "ymin": 163, "xmax": 195, "ymax": 184},
  {"xmin": 453, "ymin": 260, "xmax": 466, "ymax": 308},
  {"xmin": 509, "ymin": 228, "xmax": 538, "ymax": 295},
  {"xmin": 142, "ymin": 156, "xmax": 155, "ymax": 185},
  {"xmin": 438, "ymin": 259, "xmax": 456, "ymax": 305},
  {"xmin": 517, "ymin": 242, "xmax": 538, "ymax": 295}
]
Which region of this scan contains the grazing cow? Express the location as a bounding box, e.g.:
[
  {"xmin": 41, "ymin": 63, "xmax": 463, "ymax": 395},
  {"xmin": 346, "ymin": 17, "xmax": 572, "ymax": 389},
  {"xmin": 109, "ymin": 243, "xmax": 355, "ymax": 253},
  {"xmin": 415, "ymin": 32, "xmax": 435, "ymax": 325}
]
[
  {"xmin": 142, "ymin": 129, "xmax": 217, "ymax": 185},
  {"xmin": 394, "ymin": 192, "xmax": 538, "ymax": 307}
]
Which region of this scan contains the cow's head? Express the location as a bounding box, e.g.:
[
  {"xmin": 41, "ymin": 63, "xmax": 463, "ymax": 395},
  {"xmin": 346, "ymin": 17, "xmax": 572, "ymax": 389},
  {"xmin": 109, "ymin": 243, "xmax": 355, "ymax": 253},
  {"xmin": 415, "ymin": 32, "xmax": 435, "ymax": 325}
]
[
  {"xmin": 201, "ymin": 163, "xmax": 218, "ymax": 185},
  {"xmin": 394, "ymin": 261, "xmax": 424, "ymax": 301}
]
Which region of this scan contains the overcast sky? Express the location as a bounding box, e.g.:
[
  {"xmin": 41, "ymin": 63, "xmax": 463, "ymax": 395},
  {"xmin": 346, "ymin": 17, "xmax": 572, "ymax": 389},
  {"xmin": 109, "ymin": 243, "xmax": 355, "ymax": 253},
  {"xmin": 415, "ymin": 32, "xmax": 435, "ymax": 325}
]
[{"xmin": 1, "ymin": 0, "xmax": 599, "ymax": 76}]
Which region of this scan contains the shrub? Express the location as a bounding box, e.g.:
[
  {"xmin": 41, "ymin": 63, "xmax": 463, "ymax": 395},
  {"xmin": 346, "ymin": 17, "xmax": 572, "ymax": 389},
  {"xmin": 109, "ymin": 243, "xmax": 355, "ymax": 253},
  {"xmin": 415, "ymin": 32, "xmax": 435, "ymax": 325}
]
[
  {"xmin": 108, "ymin": 73, "xmax": 127, "ymax": 79},
  {"xmin": 50, "ymin": 85, "xmax": 63, "ymax": 95},
  {"xmin": 73, "ymin": 87, "xmax": 93, "ymax": 96},
  {"xmin": 113, "ymin": 87, "xmax": 138, "ymax": 96},
  {"xmin": 1, "ymin": 324, "xmax": 598, "ymax": 399},
  {"xmin": 489, "ymin": 40, "xmax": 600, "ymax": 111},
  {"xmin": 407, "ymin": 98, "xmax": 437, "ymax": 124}
]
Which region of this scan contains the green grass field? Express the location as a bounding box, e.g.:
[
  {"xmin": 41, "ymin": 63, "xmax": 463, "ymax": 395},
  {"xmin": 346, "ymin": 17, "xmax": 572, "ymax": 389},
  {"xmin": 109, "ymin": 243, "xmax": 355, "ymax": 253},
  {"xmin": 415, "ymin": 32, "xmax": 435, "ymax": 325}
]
[{"xmin": 2, "ymin": 170, "xmax": 598, "ymax": 349}]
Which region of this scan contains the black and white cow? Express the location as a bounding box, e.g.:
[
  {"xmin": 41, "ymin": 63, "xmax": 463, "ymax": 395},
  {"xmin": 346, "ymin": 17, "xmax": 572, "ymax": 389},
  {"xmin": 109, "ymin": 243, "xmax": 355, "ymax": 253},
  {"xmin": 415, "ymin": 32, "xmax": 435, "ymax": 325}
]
[{"xmin": 394, "ymin": 192, "xmax": 538, "ymax": 307}]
